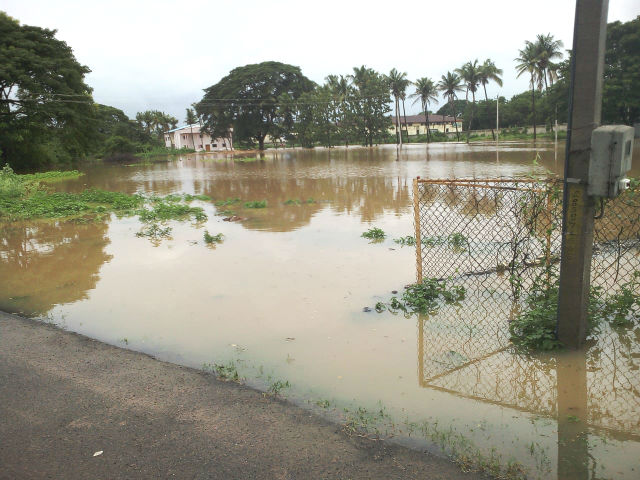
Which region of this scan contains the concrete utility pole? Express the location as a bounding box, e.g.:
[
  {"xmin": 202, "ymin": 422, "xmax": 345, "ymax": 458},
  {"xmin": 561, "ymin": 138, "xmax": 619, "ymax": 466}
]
[{"xmin": 557, "ymin": 0, "xmax": 609, "ymax": 348}]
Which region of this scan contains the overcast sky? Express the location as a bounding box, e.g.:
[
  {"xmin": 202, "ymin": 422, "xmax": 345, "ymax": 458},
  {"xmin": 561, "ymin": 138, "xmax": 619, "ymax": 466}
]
[{"xmin": 2, "ymin": 0, "xmax": 638, "ymax": 122}]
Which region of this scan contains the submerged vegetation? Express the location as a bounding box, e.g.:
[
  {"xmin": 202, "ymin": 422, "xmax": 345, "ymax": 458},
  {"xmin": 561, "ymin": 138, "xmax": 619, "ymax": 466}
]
[
  {"xmin": 376, "ymin": 278, "xmax": 466, "ymax": 315},
  {"xmin": 0, "ymin": 165, "xmax": 209, "ymax": 226},
  {"xmin": 393, "ymin": 235, "xmax": 416, "ymax": 246},
  {"xmin": 361, "ymin": 226, "xmax": 386, "ymax": 240},
  {"xmin": 203, "ymin": 230, "xmax": 224, "ymax": 245},
  {"xmin": 136, "ymin": 223, "xmax": 172, "ymax": 240},
  {"xmin": 509, "ymin": 269, "xmax": 640, "ymax": 351},
  {"xmin": 243, "ymin": 200, "xmax": 267, "ymax": 209}
]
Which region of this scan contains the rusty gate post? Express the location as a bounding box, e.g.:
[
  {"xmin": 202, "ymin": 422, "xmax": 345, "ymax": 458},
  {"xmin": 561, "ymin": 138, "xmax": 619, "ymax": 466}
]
[
  {"xmin": 413, "ymin": 177, "xmax": 423, "ymax": 283},
  {"xmin": 557, "ymin": 0, "xmax": 609, "ymax": 348}
]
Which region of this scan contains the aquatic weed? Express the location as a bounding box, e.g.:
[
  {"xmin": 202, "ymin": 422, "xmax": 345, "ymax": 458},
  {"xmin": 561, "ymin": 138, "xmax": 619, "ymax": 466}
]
[
  {"xmin": 244, "ymin": 200, "xmax": 267, "ymax": 209},
  {"xmin": 204, "ymin": 230, "xmax": 224, "ymax": 244},
  {"xmin": 394, "ymin": 235, "xmax": 416, "ymax": 246},
  {"xmin": 361, "ymin": 227, "xmax": 386, "ymax": 240},
  {"xmin": 375, "ymin": 278, "xmax": 466, "ymax": 315}
]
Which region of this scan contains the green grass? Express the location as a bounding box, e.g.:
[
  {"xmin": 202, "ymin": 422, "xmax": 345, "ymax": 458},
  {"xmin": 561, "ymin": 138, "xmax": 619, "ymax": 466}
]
[
  {"xmin": 0, "ymin": 164, "xmax": 212, "ymax": 225},
  {"xmin": 18, "ymin": 170, "xmax": 83, "ymax": 183},
  {"xmin": 267, "ymin": 378, "xmax": 291, "ymax": 397}
]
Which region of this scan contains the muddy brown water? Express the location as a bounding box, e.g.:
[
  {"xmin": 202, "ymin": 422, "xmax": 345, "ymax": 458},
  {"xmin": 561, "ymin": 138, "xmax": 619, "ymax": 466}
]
[{"xmin": 1, "ymin": 141, "xmax": 639, "ymax": 479}]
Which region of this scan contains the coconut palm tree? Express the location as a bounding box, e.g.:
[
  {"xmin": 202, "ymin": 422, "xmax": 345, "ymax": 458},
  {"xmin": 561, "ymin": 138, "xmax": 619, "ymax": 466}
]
[
  {"xmin": 185, "ymin": 108, "xmax": 197, "ymax": 149},
  {"xmin": 437, "ymin": 72, "xmax": 463, "ymax": 141},
  {"xmin": 515, "ymin": 41, "xmax": 542, "ymax": 140},
  {"xmin": 535, "ymin": 34, "xmax": 564, "ymax": 89},
  {"xmin": 409, "ymin": 77, "xmax": 438, "ymax": 142},
  {"xmin": 387, "ymin": 68, "xmax": 408, "ymax": 147},
  {"xmin": 478, "ymin": 59, "xmax": 503, "ymax": 140},
  {"xmin": 455, "ymin": 60, "xmax": 482, "ymax": 142}
]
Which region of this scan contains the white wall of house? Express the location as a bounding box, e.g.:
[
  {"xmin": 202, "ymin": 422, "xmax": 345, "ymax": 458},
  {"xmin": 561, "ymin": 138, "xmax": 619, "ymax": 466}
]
[{"xmin": 164, "ymin": 125, "xmax": 233, "ymax": 152}]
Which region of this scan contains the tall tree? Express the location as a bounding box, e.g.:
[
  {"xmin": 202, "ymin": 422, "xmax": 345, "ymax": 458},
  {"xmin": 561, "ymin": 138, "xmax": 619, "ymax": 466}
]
[
  {"xmin": 0, "ymin": 12, "xmax": 95, "ymax": 170},
  {"xmin": 602, "ymin": 16, "xmax": 640, "ymax": 125},
  {"xmin": 437, "ymin": 72, "xmax": 463, "ymax": 141},
  {"xmin": 327, "ymin": 74, "xmax": 353, "ymax": 146},
  {"xmin": 456, "ymin": 60, "xmax": 482, "ymax": 142},
  {"xmin": 478, "ymin": 59, "xmax": 503, "ymax": 140},
  {"xmin": 348, "ymin": 67, "xmax": 391, "ymax": 147},
  {"xmin": 515, "ymin": 42, "xmax": 542, "ymax": 140},
  {"xmin": 185, "ymin": 108, "xmax": 197, "ymax": 149},
  {"xmin": 409, "ymin": 77, "xmax": 438, "ymax": 142},
  {"xmin": 534, "ymin": 34, "xmax": 564, "ymax": 90},
  {"xmin": 386, "ymin": 68, "xmax": 408, "ymax": 147},
  {"xmin": 196, "ymin": 61, "xmax": 315, "ymax": 150}
]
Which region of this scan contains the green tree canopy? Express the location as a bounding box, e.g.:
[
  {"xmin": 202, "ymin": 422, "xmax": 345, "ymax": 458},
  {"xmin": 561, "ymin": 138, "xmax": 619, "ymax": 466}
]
[
  {"xmin": 196, "ymin": 61, "xmax": 315, "ymax": 150},
  {"xmin": 0, "ymin": 11, "xmax": 95, "ymax": 170},
  {"xmin": 603, "ymin": 16, "xmax": 640, "ymax": 125}
]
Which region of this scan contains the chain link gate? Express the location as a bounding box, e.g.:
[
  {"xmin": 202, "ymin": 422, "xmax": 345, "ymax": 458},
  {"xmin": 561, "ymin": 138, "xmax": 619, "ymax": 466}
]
[{"xmin": 412, "ymin": 177, "xmax": 640, "ymax": 439}]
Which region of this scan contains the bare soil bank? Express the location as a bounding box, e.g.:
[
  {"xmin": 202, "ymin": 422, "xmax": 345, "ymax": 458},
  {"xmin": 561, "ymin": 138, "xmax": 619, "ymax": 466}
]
[{"xmin": 0, "ymin": 311, "xmax": 484, "ymax": 479}]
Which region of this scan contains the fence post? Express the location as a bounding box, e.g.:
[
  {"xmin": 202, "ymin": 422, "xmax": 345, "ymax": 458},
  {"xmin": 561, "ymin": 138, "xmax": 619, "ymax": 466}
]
[
  {"xmin": 413, "ymin": 177, "xmax": 423, "ymax": 283},
  {"xmin": 557, "ymin": 0, "xmax": 608, "ymax": 348}
]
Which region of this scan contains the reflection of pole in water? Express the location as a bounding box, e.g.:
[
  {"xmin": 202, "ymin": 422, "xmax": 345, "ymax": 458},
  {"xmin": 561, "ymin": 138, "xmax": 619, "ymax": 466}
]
[{"xmin": 556, "ymin": 352, "xmax": 589, "ymax": 480}]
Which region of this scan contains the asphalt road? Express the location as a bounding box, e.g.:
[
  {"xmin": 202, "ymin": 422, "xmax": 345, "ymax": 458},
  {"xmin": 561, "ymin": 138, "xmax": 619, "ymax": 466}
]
[{"xmin": 0, "ymin": 311, "xmax": 484, "ymax": 479}]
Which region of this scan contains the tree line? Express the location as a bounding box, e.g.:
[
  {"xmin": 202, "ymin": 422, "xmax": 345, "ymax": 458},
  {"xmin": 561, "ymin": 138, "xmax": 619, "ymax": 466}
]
[{"xmin": 1, "ymin": 10, "xmax": 638, "ymax": 170}]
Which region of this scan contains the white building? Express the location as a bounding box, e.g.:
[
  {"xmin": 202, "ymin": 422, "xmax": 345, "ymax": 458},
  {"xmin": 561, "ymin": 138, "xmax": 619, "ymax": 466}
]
[{"xmin": 164, "ymin": 124, "xmax": 233, "ymax": 152}]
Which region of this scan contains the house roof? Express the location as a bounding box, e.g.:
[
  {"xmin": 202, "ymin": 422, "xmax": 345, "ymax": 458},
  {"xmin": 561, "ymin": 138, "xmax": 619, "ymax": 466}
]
[
  {"xmin": 166, "ymin": 124, "xmax": 201, "ymax": 134},
  {"xmin": 391, "ymin": 114, "xmax": 461, "ymax": 125}
]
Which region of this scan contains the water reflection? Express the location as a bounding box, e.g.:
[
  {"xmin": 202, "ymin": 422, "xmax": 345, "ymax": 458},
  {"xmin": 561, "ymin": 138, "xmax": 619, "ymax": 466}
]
[
  {"xmin": 0, "ymin": 219, "xmax": 112, "ymax": 316},
  {"xmin": 417, "ymin": 289, "xmax": 640, "ymax": 479}
]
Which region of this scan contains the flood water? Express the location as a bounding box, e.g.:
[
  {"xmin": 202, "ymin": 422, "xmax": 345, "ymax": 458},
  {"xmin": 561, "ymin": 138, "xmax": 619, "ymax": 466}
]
[{"xmin": 2, "ymin": 141, "xmax": 639, "ymax": 479}]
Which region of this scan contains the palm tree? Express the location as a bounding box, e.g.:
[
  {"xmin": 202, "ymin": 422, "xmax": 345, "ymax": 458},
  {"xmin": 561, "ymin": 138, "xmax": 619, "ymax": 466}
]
[
  {"xmin": 515, "ymin": 41, "xmax": 542, "ymax": 140},
  {"xmin": 535, "ymin": 34, "xmax": 564, "ymax": 89},
  {"xmin": 456, "ymin": 60, "xmax": 482, "ymax": 143},
  {"xmin": 185, "ymin": 108, "xmax": 197, "ymax": 150},
  {"xmin": 437, "ymin": 72, "xmax": 463, "ymax": 141},
  {"xmin": 478, "ymin": 59, "xmax": 503, "ymax": 140},
  {"xmin": 409, "ymin": 77, "xmax": 438, "ymax": 142},
  {"xmin": 387, "ymin": 68, "xmax": 408, "ymax": 147}
]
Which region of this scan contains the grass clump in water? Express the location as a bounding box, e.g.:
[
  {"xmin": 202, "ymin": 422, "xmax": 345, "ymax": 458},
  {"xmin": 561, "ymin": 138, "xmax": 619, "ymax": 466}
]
[
  {"xmin": 203, "ymin": 361, "xmax": 241, "ymax": 382},
  {"xmin": 137, "ymin": 200, "xmax": 206, "ymax": 222},
  {"xmin": 136, "ymin": 224, "xmax": 172, "ymax": 240},
  {"xmin": 183, "ymin": 193, "xmax": 211, "ymax": 202},
  {"xmin": 267, "ymin": 378, "xmax": 291, "ymax": 397},
  {"xmin": 375, "ymin": 278, "xmax": 466, "ymax": 315},
  {"xmin": 203, "ymin": 230, "xmax": 224, "ymax": 244},
  {"xmin": 244, "ymin": 200, "xmax": 267, "ymax": 208},
  {"xmin": 394, "ymin": 235, "xmax": 416, "ymax": 246},
  {"xmin": 215, "ymin": 198, "xmax": 241, "ymax": 207},
  {"xmin": 361, "ymin": 226, "xmax": 386, "ymax": 240}
]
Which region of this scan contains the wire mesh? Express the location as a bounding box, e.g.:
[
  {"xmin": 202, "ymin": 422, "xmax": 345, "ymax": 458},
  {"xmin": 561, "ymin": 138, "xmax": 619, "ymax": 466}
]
[{"xmin": 414, "ymin": 178, "xmax": 640, "ymax": 439}]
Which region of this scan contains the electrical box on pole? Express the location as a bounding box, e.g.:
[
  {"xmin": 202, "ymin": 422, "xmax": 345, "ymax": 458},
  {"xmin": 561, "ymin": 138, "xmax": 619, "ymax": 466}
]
[{"xmin": 587, "ymin": 125, "xmax": 634, "ymax": 198}]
